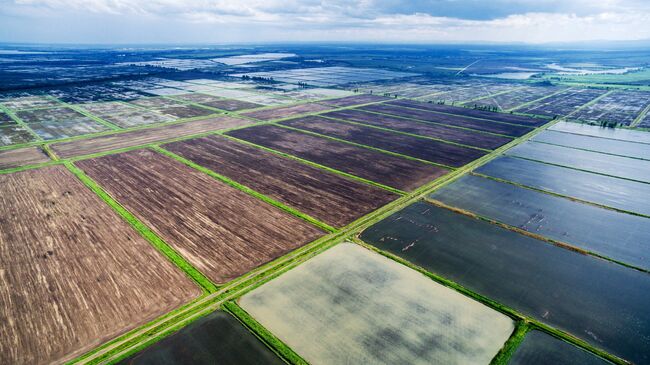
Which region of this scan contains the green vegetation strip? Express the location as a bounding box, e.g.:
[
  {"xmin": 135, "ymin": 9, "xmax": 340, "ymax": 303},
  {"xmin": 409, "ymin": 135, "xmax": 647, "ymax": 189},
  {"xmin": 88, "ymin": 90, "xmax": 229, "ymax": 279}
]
[
  {"xmin": 65, "ymin": 161, "xmax": 218, "ymax": 293},
  {"xmin": 490, "ymin": 321, "xmax": 531, "ymax": 365},
  {"xmin": 630, "ymin": 103, "xmax": 650, "ymax": 128},
  {"xmin": 152, "ymin": 145, "xmax": 336, "ymax": 233},
  {"xmin": 223, "ymin": 301, "xmax": 307, "ymax": 365}
]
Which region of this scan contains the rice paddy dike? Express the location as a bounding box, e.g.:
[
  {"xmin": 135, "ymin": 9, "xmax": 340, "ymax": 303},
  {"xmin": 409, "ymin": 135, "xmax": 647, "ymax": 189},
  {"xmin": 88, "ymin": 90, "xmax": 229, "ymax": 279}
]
[{"xmin": 0, "ymin": 65, "xmax": 648, "ymax": 365}]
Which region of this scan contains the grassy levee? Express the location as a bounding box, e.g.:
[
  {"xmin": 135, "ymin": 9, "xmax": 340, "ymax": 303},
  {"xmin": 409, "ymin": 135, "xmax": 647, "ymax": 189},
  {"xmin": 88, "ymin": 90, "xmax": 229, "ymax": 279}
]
[
  {"xmin": 490, "ymin": 321, "xmax": 531, "ymax": 365},
  {"xmin": 41, "ymin": 143, "xmax": 59, "ymax": 161},
  {"xmin": 223, "ymin": 301, "xmax": 305, "ymax": 365},
  {"xmin": 65, "ymin": 162, "xmax": 218, "ymax": 293},
  {"xmin": 152, "ymin": 145, "xmax": 337, "ymax": 233},
  {"xmin": 275, "ymin": 123, "xmax": 456, "ymax": 169},
  {"xmin": 630, "ymin": 103, "xmax": 650, "ymax": 128}
]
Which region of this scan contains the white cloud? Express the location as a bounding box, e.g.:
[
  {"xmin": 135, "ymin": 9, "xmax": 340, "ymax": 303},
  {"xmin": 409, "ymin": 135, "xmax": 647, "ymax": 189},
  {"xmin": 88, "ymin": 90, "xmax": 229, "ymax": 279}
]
[{"xmin": 2, "ymin": 0, "xmax": 649, "ymax": 43}]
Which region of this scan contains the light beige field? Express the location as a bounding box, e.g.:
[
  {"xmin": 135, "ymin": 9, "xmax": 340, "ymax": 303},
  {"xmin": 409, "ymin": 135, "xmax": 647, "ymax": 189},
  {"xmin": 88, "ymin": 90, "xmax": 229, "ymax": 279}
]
[{"xmin": 240, "ymin": 242, "xmax": 514, "ymax": 365}]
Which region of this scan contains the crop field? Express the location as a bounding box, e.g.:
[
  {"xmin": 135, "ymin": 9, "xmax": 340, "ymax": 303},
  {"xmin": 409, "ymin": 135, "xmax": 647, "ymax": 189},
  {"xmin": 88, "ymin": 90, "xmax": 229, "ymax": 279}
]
[
  {"xmin": 386, "ymin": 99, "xmax": 549, "ymax": 126},
  {"xmin": 76, "ymin": 149, "xmax": 324, "ymax": 284},
  {"xmin": 321, "ymin": 109, "xmax": 513, "ymax": 149},
  {"xmin": 0, "ymin": 165, "xmax": 201, "ymax": 365},
  {"xmin": 429, "ymin": 174, "xmax": 650, "ymax": 269},
  {"xmin": 532, "ymin": 130, "xmax": 650, "ymax": 160},
  {"xmin": 242, "ymin": 102, "xmax": 332, "ymax": 121},
  {"xmin": 0, "ymin": 95, "xmax": 61, "ymax": 110},
  {"xmin": 119, "ymin": 311, "xmax": 285, "ymax": 365},
  {"xmin": 240, "ymin": 242, "xmax": 515, "ymax": 365},
  {"xmin": 280, "ymin": 116, "xmax": 487, "ymax": 167},
  {"xmin": 0, "ymin": 124, "xmax": 37, "ymax": 145},
  {"xmin": 226, "ymin": 124, "xmax": 448, "ymax": 191},
  {"xmin": 359, "ymin": 202, "xmax": 650, "ymax": 364},
  {"xmin": 476, "ymin": 156, "xmax": 650, "ymax": 216},
  {"xmin": 101, "ymin": 109, "xmax": 176, "ymax": 128},
  {"xmin": 318, "ymin": 93, "xmax": 390, "ymax": 107},
  {"xmin": 0, "ymin": 146, "xmax": 49, "ymax": 169},
  {"xmin": 550, "ymin": 121, "xmax": 650, "ymax": 143},
  {"xmin": 231, "ymin": 66, "xmax": 419, "ymax": 87},
  {"xmin": 471, "ymin": 85, "xmax": 566, "ymax": 111},
  {"xmin": 417, "ymin": 83, "xmax": 517, "ymax": 105},
  {"xmin": 164, "ymin": 135, "xmax": 397, "ymax": 227},
  {"xmin": 514, "ymin": 88, "xmax": 608, "ymax": 117},
  {"xmin": 0, "ymin": 111, "xmax": 15, "ymax": 125},
  {"xmin": 51, "ymin": 116, "xmax": 251, "ymax": 158},
  {"xmin": 569, "ymin": 90, "xmax": 650, "ymax": 126},
  {"xmin": 509, "ymin": 331, "xmax": 611, "ymax": 365},
  {"xmin": 506, "ymin": 141, "xmax": 650, "ymax": 183},
  {"xmin": 359, "ymin": 103, "xmax": 535, "ymax": 136},
  {"xmin": 172, "ymin": 93, "xmax": 263, "ymax": 111},
  {"xmin": 16, "ymin": 107, "xmax": 110, "ymax": 139}
]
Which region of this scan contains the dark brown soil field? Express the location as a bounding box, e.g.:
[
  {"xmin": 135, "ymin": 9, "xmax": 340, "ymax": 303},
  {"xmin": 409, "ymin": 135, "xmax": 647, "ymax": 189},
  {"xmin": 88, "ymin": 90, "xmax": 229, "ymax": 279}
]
[
  {"xmin": 242, "ymin": 103, "xmax": 332, "ymax": 121},
  {"xmin": 0, "ymin": 146, "xmax": 50, "ymax": 169},
  {"xmin": 319, "ymin": 94, "xmax": 390, "ymax": 107},
  {"xmin": 322, "ymin": 109, "xmax": 512, "ymax": 150},
  {"xmin": 387, "ymin": 99, "xmax": 548, "ymax": 126},
  {"xmin": 201, "ymin": 98, "xmax": 262, "ymax": 111},
  {"xmin": 0, "ymin": 165, "xmax": 201, "ymax": 365},
  {"xmin": 51, "ymin": 116, "xmax": 251, "ymax": 158},
  {"xmin": 281, "ymin": 116, "xmax": 486, "ymax": 167},
  {"xmin": 226, "ymin": 125, "xmax": 448, "ymax": 191},
  {"xmin": 359, "ymin": 103, "xmax": 534, "ymax": 136},
  {"xmin": 164, "ymin": 135, "xmax": 398, "ymax": 227},
  {"xmin": 76, "ymin": 149, "xmax": 324, "ymax": 284}
]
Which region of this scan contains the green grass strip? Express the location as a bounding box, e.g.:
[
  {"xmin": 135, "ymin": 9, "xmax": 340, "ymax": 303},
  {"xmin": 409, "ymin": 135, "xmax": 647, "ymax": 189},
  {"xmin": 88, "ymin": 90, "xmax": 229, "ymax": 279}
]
[
  {"xmin": 490, "ymin": 321, "xmax": 531, "ymax": 365},
  {"xmin": 64, "ymin": 161, "xmax": 218, "ymax": 293},
  {"xmin": 629, "ymin": 103, "xmax": 650, "ymax": 128},
  {"xmin": 223, "ymin": 301, "xmax": 307, "ymax": 365},
  {"xmin": 41, "ymin": 144, "xmax": 59, "ymax": 161},
  {"xmin": 152, "ymin": 145, "xmax": 336, "ymax": 233}
]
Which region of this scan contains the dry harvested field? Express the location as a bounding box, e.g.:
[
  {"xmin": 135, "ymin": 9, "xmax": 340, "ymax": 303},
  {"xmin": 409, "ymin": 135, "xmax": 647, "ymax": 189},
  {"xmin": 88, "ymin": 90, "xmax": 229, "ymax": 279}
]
[
  {"xmin": 0, "ymin": 166, "xmax": 201, "ymax": 365},
  {"xmin": 241, "ymin": 102, "xmax": 332, "ymax": 121},
  {"xmin": 322, "ymin": 109, "xmax": 512, "ymax": 150},
  {"xmin": 0, "ymin": 146, "xmax": 50, "ymax": 169},
  {"xmin": 51, "ymin": 116, "xmax": 251, "ymax": 158},
  {"xmin": 164, "ymin": 135, "xmax": 398, "ymax": 227},
  {"xmin": 76, "ymin": 149, "xmax": 324, "ymax": 284},
  {"xmin": 387, "ymin": 99, "xmax": 548, "ymax": 126},
  {"xmin": 281, "ymin": 116, "xmax": 487, "ymax": 167},
  {"xmin": 318, "ymin": 93, "xmax": 390, "ymax": 107},
  {"xmin": 226, "ymin": 125, "xmax": 448, "ymax": 191},
  {"xmin": 198, "ymin": 98, "xmax": 262, "ymax": 111},
  {"xmin": 240, "ymin": 243, "xmax": 514, "ymax": 365},
  {"xmin": 359, "ymin": 103, "xmax": 534, "ymax": 137}
]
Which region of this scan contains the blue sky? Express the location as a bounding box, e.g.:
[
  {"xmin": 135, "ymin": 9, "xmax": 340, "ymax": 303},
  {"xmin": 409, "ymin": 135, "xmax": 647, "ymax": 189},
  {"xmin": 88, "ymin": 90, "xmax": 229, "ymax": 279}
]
[{"xmin": 1, "ymin": 0, "xmax": 649, "ymax": 44}]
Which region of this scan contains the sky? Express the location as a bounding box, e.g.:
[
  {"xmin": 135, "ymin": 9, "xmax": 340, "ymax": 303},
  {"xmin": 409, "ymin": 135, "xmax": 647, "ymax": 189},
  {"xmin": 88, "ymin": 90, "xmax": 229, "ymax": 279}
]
[{"xmin": 1, "ymin": 0, "xmax": 650, "ymax": 44}]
